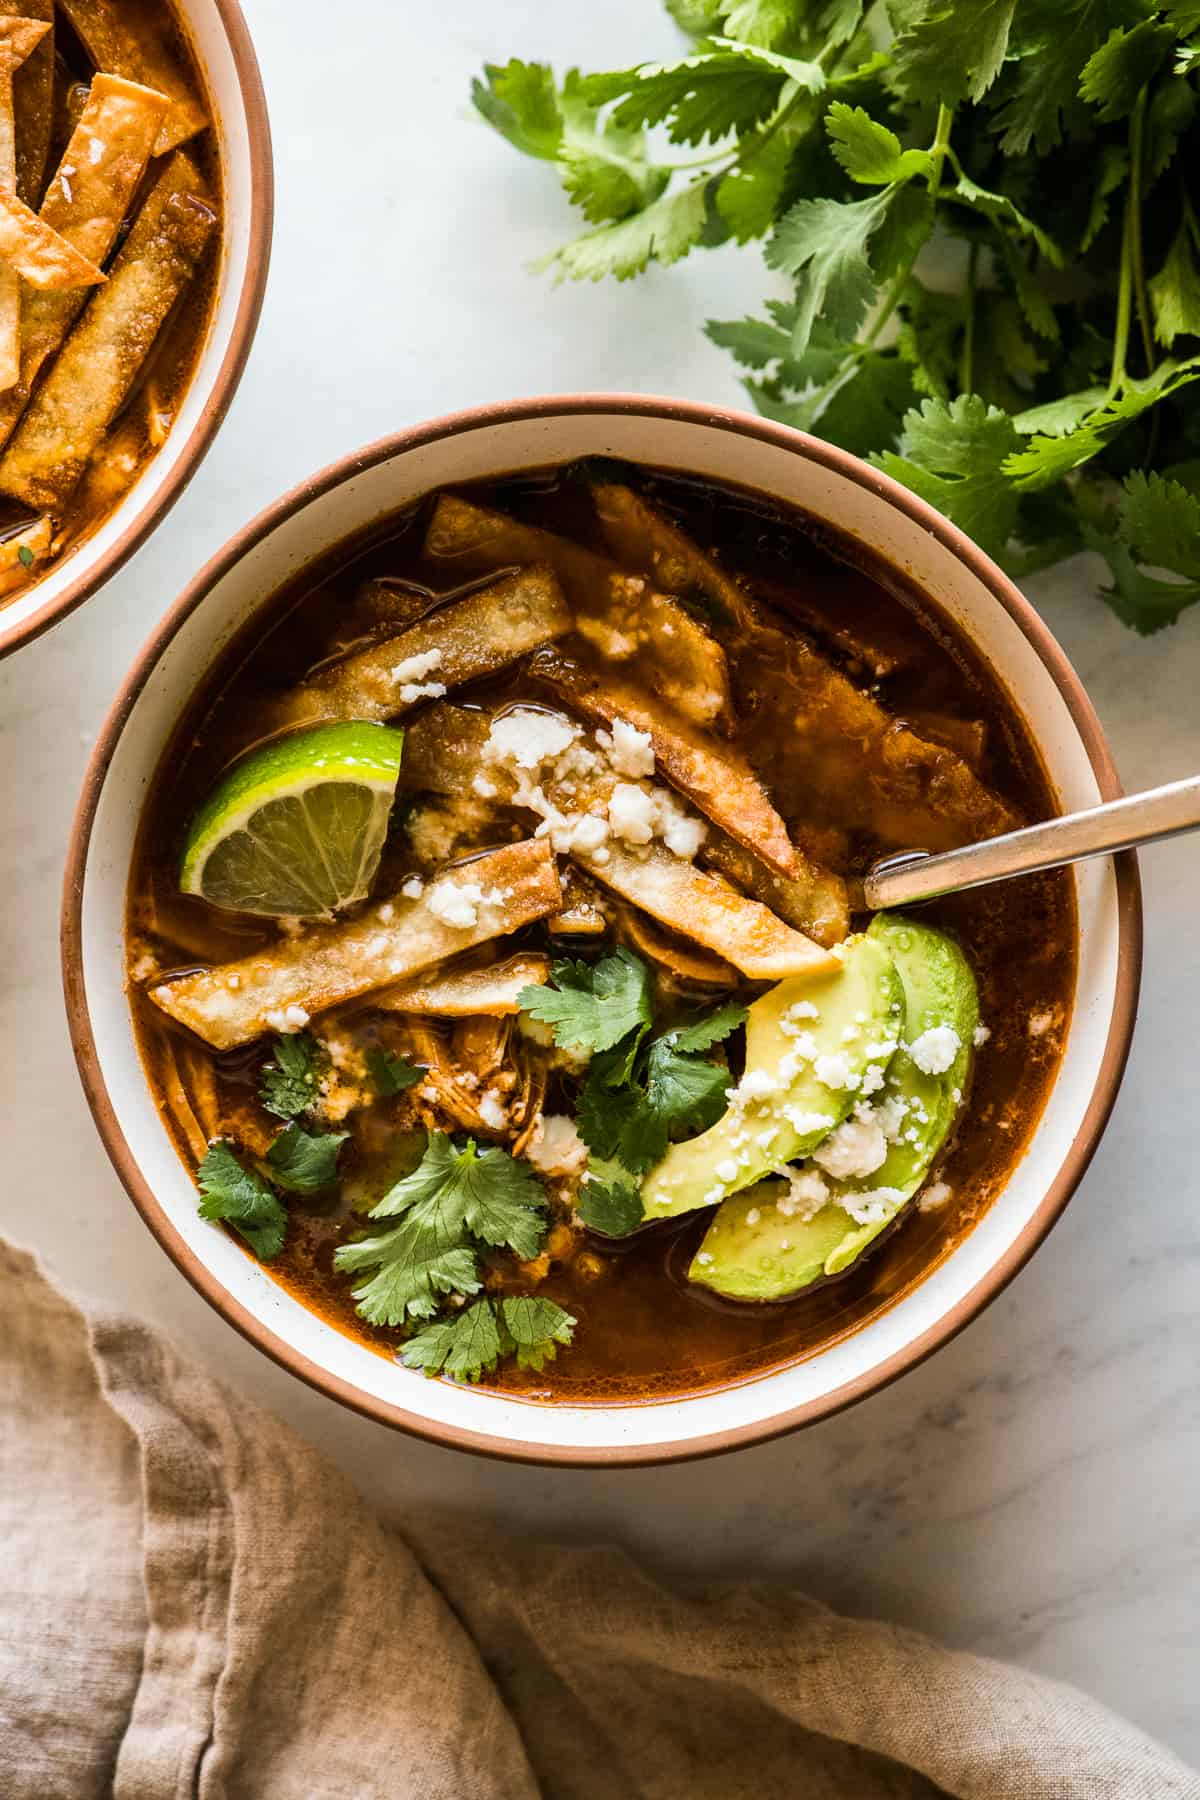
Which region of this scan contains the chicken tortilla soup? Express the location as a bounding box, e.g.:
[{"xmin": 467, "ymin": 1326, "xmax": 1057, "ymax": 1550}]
[{"xmin": 127, "ymin": 461, "xmax": 1076, "ymax": 1401}]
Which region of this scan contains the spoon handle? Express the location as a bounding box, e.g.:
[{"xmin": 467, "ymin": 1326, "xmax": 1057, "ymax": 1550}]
[{"xmin": 862, "ymin": 773, "xmax": 1200, "ymax": 910}]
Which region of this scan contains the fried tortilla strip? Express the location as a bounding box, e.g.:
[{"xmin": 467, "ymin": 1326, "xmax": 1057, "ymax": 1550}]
[
  {"xmin": 149, "ymin": 839, "xmax": 563, "ymax": 1051},
  {"xmin": 49, "ymin": 407, "xmax": 146, "ymax": 553},
  {"xmin": 0, "ymin": 18, "xmax": 50, "ymax": 386},
  {"xmin": 701, "ymin": 828, "xmax": 848, "ymax": 948},
  {"xmin": 615, "ymin": 902, "xmax": 737, "ymax": 987},
  {"xmin": 0, "ymin": 183, "xmax": 103, "ymax": 285},
  {"xmin": 903, "ymin": 709, "xmax": 987, "ymax": 770},
  {"xmin": 424, "ymin": 492, "xmax": 732, "ymax": 730},
  {"xmin": 548, "ymin": 865, "xmax": 607, "ymax": 936},
  {"xmin": 375, "ymin": 952, "xmax": 551, "ymax": 1017},
  {"xmin": 529, "ymin": 645, "xmax": 802, "ymax": 881},
  {"xmin": 578, "ymin": 843, "xmax": 836, "ymax": 982},
  {"xmin": 0, "ymin": 77, "xmax": 172, "ymax": 452},
  {"xmin": 592, "ymin": 479, "xmax": 1016, "ymax": 852},
  {"xmin": 284, "ymin": 566, "xmax": 572, "ymax": 726},
  {"xmin": 0, "ymin": 512, "xmax": 49, "ymax": 596},
  {"xmin": 0, "ymin": 180, "xmax": 215, "ymax": 508},
  {"xmin": 1, "ymin": 0, "xmax": 51, "ymax": 204},
  {"xmin": 749, "ymin": 567, "xmax": 915, "ymax": 681},
  {"xmin": 398, "ymin": 700, "xmax": 830, "ymax": 976},
  {"xmin": 591, "ymin": 477, "xmax": 757, "ymax": 633},
  {"xmin": 399, "ymin": 702, "xmax": 492, "ymax": 793},
  {"xmin": 56, "ymin": 0, "xmax": 205, "ymax": 153}
]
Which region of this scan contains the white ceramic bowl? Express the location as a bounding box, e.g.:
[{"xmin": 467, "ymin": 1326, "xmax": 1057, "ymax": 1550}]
[
  {"xmin": 62, "ymin": 397, "xmax": 1141, "ymax": 1466},
  {"xmin": 0, "ymin": 0, "xmax": 272, "ymax": 658}
]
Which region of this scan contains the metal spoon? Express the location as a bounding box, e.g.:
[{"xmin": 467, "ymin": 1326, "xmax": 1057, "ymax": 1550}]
[{"xmin": 862, "ymin": 773, "xmax": 1200, "ymax": 910}]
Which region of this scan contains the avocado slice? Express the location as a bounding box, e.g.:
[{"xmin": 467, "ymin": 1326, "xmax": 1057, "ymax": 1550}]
[
  {"xmin": 639, "ymin": 933, "xmax": 903, "ymax": 1223},
  {"xmin": 688, "ymin": 914, "xmax": 978, "ymax": 1302}
]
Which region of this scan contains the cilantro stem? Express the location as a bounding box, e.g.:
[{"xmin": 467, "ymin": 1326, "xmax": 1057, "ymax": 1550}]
[
  {"xmin": 959, "ymin": 240, "xmax": 978, "ymax": 394},
  {"xmin": 1108, "ymin": 202, "xmax": 1134, "ymax": 399},
  {"xmin": 1126, "ymin": 90, "xmax": 1153, "ymax": 378},
  {"xmin": 859, "ymin": 106, "xmax": 956, "ymax": 355},
  {"xmin": 928, "ymin": 104, "xmax": 955, "ymax": 186}
]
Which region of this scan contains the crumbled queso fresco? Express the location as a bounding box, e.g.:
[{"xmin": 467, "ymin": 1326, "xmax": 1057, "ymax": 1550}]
[
  {"xmin": 477, "ymin": 706, "xmax": 707, "ymax": 866},
  {"xmin": 425, "ymin": 878, "xmax": 510, "ymax": 931},
  {"xmin": 391, "ymin": 647, "xmax": 447, "ymax": 705},
  {"xmin": 526, "ymin": 1113, "xmax": 589, "ymax": 1178},
  {"xmin": 264, "ymin": 1003, "xmax": 309, "ymax": 1034},
  {"xmin": 908, "ymin": 1025, "xmax": 961, "ymax": 1075}
]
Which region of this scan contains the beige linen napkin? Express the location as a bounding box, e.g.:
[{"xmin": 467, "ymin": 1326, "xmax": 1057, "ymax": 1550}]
[{"xmin": 2, "ymin": 1236, "xmax": 1196, "ymax": 1800}]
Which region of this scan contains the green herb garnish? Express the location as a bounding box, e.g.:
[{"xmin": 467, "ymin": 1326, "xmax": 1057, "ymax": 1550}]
[
  {"xmin": 197, "ymin": 1141, "xmax": 289, "ymax": 1261},
  {"xmin": 333, "ymin": 1133, "xmax": 548, "ymax": 1328},
  {"xmin": 264, "ymin": 1122, "xmax": 348, "ymax": 1193},
  {"xmin": 518, "ymin": 946, "xmax": 653, "ymax": 1052},
  {"xmin": 524, "ymin": 954, "xmax": 745, "ymax": 1206},
  {"xmin": 402, "ymin": 1295, "xmax": 576, "ymax": 1382},
  {"xmin": 16, "ymin": 544, "xmax": 33, "ymax": 569},
  {"xmin": 474, "ymin": 3, "xmax": 1200, "ymax": 629},
  {"xmin": 367, "ymin": 1047, "xmax": 426, "ymax": 1096},
  {"xmin": 260, "ymin": 1032, "xmax": 323, "ymax": 1120}
]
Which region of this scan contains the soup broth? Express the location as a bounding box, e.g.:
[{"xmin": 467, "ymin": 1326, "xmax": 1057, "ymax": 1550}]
[{"xmin": 127, "ymin": 461, "xmax": 1076, "ymax": 1403}]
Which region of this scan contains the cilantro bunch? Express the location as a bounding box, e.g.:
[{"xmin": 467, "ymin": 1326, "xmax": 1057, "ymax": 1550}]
[
  {"xmin": 474, "ymin": 0, "xmax": 1200, "ymax": 630},
  {"xmin": 520, "ymin": 949, "xmax": 746, "ymax": 1235}
]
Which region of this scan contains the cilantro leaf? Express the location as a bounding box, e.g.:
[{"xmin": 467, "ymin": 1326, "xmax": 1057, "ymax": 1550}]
[
  {"xmin": 1149, "ymin": 222, "xmax": 1200, "ymax": 348},
  {"xmin": 586, "ymin": 46, "xmax": 815, "ymax": 147},
  {"xmin": 992, "ymin": 2, "xmax": 1109, "ymax": 157},
  {"xmin": 369, "ymin": 1132, "xmax": 547, "ymax": 1260},
  {"xmin": 945, "ymin": 173, "xmax": 1064, "ymax": 268},
  {"xmin": 259, "ymin": 1033, "xmax": 322, "ymax": 1121},
  {"xmin": 1078, "ymin": 21, "xmax": 1175, "ymax": 123},
  {"xmin": 334, "ymin": 1219, "xmax": 481, "ymax": 1326},
  {"xmin": 367, "ymin": 1047, "xmax": 425, "ymax": 1097},
  {"xmin": 767, "ymin": 189, "xmax": 891, "ymax": 355},
  {"xmin": 644, "ymin": 1038, "xmax": 729, "ymax": 1136},
  {"xmin": 197, "ymin": 1142, "xmax": 288, "ymax": 1261},
  {"xmin": 716, "ymin": 129, "xmax": 795, "ymax": 241},
  {"xmin": 264, "ymin": 1123, "xmax": 347, "ymax": 1194},
  {"xmin": 401, "ymin": 1293, "xmax": 576, "ymax": 1382},
  {"xmin": 576, "ymin": 1057, "xmax": 630, "ymax": 1162},
  {"xmin": 751, "ymin": 345, "xmax": 917, "ymax": 457},
  {"xmin": 1080, "ymin": 145, "xmax": 1129, "ymax": 254},
  {"xmin": 519, "ymin": 948, "xmax": 653, "ymax": 1053},
  {"xmin": 471, "ymin": 59, "xmax": 561, "ymax": 159},
  {"xmin": 538, "ymin": 180, "xmax": 708, "ymax": 283},
  {"xmin": 400, "ymin": 1300, "xmax": 503, "ymax": 1381},
  {"xmin": 667, "ymin": 999, "xmax": 748, "ymax": 1053},
  {"xmin": 666, "ymin": 0, "xmax": 724, "ymax": 33},
  {"xmin": 1004, "ymin": 358, "xmax": 1200, "ymax": 489},
  {"xmin": 499, "ymin": 1296, "xmax": 577, "ymax": 1370},
  {"xmin": 825, "ymin": 102, "xmax": 932, "ymax": 186},
  {"xmin": 889, "ymin": 0, "xmax": 1018, "ymax": 107},
  {"xmin": 875, "ymin": 395, "xmax": 1021, "ymax": 556},
  {"xmin": 578, "ymin": 1168, "xmax": 645, "ymax": 1236},
  {"xmin": 1119, "ymin": 468, "xmax": 1200, "ymax": 584}
]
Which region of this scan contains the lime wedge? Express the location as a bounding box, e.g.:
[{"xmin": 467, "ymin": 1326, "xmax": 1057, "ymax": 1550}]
[{"xmin": 180, "ymin": 722, "xmax": 405, "ymax": 917}]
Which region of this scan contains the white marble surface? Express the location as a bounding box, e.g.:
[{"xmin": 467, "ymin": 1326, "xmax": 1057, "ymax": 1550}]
[{"xmin": 3, "ymin": 0, "xmax": 1199, "ymax": 1766}]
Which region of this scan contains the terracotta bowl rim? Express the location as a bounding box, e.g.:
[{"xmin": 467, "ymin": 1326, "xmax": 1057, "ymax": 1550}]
[
  {"xmin": 0, "ymin": 0, "xmax": 275, "ymax": 660},
  {"xmin": 60, "ymin": 393, "xmax": 1143, "ymax": 1467}
]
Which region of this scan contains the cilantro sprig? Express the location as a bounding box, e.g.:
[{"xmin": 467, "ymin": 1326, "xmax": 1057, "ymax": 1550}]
[
  {"xmin": 197, "ymin": 1142, "xmax": 289, "ymax": 1261},
  {"xmin": 259, "ymin": 1032, "xmax": 325, "ymax": 1120},
  {"xmin": 402, "ymin": 1295, "xmax": 577, "ymax": 1382},
  {"xmin": 474, "ymin": 3, "xmax": 1200, "ymax": 631},
  {"xmin": 521, "ymin": 951, "xmax": 746, "ymax": 1233},
  {"xmin": 333, "ymin": 1133, "xmax": 554, "ymax": 1337}
]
